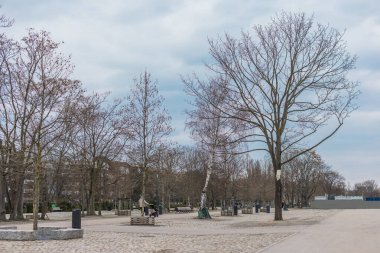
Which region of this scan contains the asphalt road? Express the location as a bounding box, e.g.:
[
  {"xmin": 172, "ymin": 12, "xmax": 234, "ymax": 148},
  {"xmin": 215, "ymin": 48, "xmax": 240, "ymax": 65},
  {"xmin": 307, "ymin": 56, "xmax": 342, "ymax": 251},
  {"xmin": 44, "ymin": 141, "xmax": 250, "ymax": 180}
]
[{"xmin": 259, "ymin": 209, "xmax": 380, "ymax": 253}]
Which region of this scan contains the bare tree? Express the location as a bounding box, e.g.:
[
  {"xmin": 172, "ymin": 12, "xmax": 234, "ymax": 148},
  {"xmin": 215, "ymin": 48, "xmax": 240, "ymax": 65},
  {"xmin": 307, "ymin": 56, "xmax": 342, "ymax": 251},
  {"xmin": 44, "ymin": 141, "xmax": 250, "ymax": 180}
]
[
  {"xmin": 282, "ymin": 150, "xmax": 326, "ymax": 207},
  {"xmin": 353, "ymin": 180, "xmax": 379, "ymax": 197},
  {"xmin": 72, "ymin": 92, "xmax": 128, "ymax": 216},
  {"xmin": 177, "ymin": 147, "xmax": 207, "ymax": 210},
  {"xmin": 0, "ymin": 31, "xmax": 36, "ymax": 221},
  {"xmin": 126, "ymin": 71, "xmax": 172, "ymax": 216},
  {"xmin": 187, "ymin": 12, "xmax": 358, "ymax": 220},
  {"xmin": 0, "ymin": 28, "xmax": 82, "ymax": 229},
  {"xmin": 319, "ymin": 168, "xmax": 345, "ymax": 196},
  {"xmin": 21, "ymin": 30, "xmax": 81, "ymax": 230},
  {"xmin": 0, "ymin": 28, "xmax": 15, "ymax": 221},
  {"xmin": 0, "ymin": 139, "xmax": 7, "ymax": 220},
  {"xmin": 185, "ymin": 77, "xmax": 242, "ymax": 218},
  {"xmin": 156, "ymin": 145, "xmax": 181, "ymax": 213}
]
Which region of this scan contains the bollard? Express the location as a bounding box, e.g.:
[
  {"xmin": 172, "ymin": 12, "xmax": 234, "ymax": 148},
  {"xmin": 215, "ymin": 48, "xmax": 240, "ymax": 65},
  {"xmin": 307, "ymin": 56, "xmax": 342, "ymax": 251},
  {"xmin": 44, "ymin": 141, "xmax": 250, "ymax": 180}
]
[
  {"xmin": 72, "ymin": 209, "xmax": 81, "ymax": 229},
  {"xmin": 233, "ymin": 204, "xmax": 238, "ymax": 216}
]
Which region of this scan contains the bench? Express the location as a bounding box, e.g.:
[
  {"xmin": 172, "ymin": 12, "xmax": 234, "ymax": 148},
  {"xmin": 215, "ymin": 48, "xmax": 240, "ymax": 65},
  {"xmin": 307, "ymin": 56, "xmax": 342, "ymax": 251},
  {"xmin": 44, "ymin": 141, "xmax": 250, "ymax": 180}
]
[
  {"xmin": 242, "ymin": 207, "xmax": 253, "ymax": 214},
  {"xmin": 52, "ymin": 207, "xmax": 62, "ymax": 212},
  {"xmin": 115, "ymin": 210, "xmax": 131, "ymax": 216},
  {"xmin": 25, "ymin": 214, "xmax": 49, "ymax": 219},
  {"xmin": 174, "ymin": 207, "xmax": 193, "ymax": 213},
  {"xmin": 130, "ymin": 216, "xmax": 155, "ymax": 225},
  {"xmin": 25, "ymin": 214, "xmax": 33, "ymax": 219},
  {"xmin": 221, "ymin": 210, "xmax": 233, "ymax": 216}
]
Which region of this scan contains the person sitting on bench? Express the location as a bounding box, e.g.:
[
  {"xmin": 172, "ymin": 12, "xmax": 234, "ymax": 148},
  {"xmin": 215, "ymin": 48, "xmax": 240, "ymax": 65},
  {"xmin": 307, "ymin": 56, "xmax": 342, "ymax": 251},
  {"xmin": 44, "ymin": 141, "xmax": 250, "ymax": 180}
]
[{"xmin": 149, "ymin": 206, "xmax": 158, "ymax": 217}]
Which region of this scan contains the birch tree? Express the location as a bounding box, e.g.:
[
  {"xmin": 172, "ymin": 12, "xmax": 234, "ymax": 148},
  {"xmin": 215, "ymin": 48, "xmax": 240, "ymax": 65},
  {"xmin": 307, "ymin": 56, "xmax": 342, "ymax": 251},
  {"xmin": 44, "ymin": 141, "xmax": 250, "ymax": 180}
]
[{"xmin": 185, "ymin": 78, "xmax": 239, "ymax": 218}]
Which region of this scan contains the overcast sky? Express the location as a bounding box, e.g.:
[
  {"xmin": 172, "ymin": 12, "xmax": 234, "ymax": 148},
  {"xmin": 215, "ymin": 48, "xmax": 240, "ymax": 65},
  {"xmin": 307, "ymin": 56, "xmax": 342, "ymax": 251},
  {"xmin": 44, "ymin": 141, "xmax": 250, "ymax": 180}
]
[{"xmin": 1, "ymin": 0, "xmax": 379, "ymax": 186}]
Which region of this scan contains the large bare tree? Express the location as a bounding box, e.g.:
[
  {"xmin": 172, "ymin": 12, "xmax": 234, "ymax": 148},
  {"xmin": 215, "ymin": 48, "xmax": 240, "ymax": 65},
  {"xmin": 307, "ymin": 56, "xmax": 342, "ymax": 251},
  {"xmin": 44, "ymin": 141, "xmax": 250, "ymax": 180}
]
[
  {"xmin": 21, "ymin": 30, "xmax": 81, "ymax": 230},
  {"xmin": 0, "ymin": 27, "xmax": 82, "ymax": 229},
  {"xmin": 187, "ymin": 12, "xmax": 359, "ymax": 220}
]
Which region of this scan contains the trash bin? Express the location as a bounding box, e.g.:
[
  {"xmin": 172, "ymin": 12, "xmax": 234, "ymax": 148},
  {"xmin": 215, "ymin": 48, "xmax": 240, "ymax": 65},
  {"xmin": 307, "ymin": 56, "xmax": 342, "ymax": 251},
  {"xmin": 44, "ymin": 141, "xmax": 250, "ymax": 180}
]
[
  {"xmin": 144, "ymin": 206, "xmax": 149, "ymax": 216},
  {"xmin": 158, "ymin": 205, "xmax": 163, "ymax": 215},
  {"xmin": 233, "ymin": 204, "xmax": 238, "ymax": 216},
  {"xmin": 266, "ymin": 205, "xmax": 270, "ymax": 213},
  {"xmin": 284, "ymin": 204, "xmax": 288, "ymax": 211},
  {"xmin": 72, "ymin": 209, "xmax": 81, "ymax": 229},
  {"xmin": 255, "ymin": 204, "xmax": 260, "ymax": 213}
]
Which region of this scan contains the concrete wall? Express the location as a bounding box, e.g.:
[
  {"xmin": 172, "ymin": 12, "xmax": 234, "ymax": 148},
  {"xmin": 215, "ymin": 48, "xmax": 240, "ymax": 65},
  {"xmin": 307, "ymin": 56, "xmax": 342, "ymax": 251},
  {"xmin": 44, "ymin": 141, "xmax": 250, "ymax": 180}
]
[
  {"xmin": 311, "ymin": 200, "xmax": 380, "ymax": 209},
  {"xmin": 0, "ymin": 226, "xmax": 83, "ymax": 241}
]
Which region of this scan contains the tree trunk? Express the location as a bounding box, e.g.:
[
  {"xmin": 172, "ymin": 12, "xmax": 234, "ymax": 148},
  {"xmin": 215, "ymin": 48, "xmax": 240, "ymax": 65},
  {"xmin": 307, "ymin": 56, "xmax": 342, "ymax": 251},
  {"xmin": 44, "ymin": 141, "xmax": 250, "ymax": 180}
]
[
  {"xmin": 10, "ymin": 175, "xmax": 22, "ymax": 220},
  {"xmin": 200, "ymin": 169, "xmax": 212, "ymax": 210},
  {"xmin": 0, "ymin": 174, "xmax": 6, "ymax": 220},
  {"xmin": 40, "ymin": 173, "xmax": 49, "ymax": 220},
  {"xmin": 97, "ymin": 198, "xmax": 102, "ymax": 216},
  {"xmin": 81, "ymin": 182, "xmax": 86, "ymax": 217},
  {"xmin": 87, "ymin": 165, "xmax": 96, "ymax": 216},
  {"xmin": 274, "ymin": 170, "xmax": 283, "ymax": 220},
  {"xmin": 141, "ymin": 167, "xmax": 146, "ymax": 216},
  {"xmin": 5, "ymin": 179, "xmax": 13, "ymax": 220},
  {"xmin": 33, "ymin": 144, "xmax": 42, "ymax": 230},
  {"xmin": 200, "ymin": 151, "xmax": 214, "ymax": 210},
  {"xmin": 88, "ymin": 190, "xmax": 95, "ymax": 215},
  {"xmin": 17, "ymin": 186, "xmax": 24, "ymax": 220}
]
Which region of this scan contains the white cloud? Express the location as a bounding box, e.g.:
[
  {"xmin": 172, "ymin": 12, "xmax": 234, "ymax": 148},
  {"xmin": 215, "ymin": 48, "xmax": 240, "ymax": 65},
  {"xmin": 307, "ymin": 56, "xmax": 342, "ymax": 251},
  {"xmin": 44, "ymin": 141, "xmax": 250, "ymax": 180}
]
[
  {"xmin": 320, "ymin": 150, "xmax": 380, "ymax": 185},
  {"xmin": 349, "ymin": 110, "xmax": 380, "ymax": 123},
  {"xmin": 350, "ymin": 69, "xmax": 380, "ymax": 93},
  {"xmin": 345, "ymin": 16, "xmax": 380, "ymax": 49}
]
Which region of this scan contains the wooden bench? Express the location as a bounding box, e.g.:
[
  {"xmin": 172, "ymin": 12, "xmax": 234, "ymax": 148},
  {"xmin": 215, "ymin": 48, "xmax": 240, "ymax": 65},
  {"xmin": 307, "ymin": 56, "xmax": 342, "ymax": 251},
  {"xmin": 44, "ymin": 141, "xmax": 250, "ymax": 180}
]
[
  {"xmin": 130, "ymin": 216, "xmax": 155, "ymax": 225},
  {"xmin": 221, "ymin": 210, "xmax": 233, "ymax": 216},
  {"xmin": 24, "ymin": 214, "xmax": 49, "ymax": 219},
  {"xmin": 115, "ymin": 210, "xmax": 131, "ymax": 216},
  {"xmin": 52, "ymin": 207, "xmax": 62, "ymax": 212},
  {"xmin": 242, "ymin": 207, "xmax": 253, "ymax": 214},
  {"xmin": 174, "ymin": 207, "xmax": 193, "ymax": 213}
]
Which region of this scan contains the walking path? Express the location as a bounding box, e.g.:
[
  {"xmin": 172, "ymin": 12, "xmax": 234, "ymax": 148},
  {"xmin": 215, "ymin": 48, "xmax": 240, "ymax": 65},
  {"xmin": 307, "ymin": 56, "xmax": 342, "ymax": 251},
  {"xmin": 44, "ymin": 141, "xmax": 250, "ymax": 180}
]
[
  {"xmin": 260, "ymin": 209, "xmax": 380, "ymax": 253},
  {"xmin": 2, "ymin": 209, "xmax": 379, "ymax": 252}
]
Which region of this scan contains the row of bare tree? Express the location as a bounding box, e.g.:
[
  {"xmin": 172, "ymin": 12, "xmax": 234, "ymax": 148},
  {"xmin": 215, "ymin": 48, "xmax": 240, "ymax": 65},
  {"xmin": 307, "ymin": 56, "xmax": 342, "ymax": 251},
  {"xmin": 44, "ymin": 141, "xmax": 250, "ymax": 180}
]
[
  {"xmin": 0, "ymin": 10, "xmax": 368, "ymax": 227},
  {"xmin": 0, "ymin": 14, "xmax": 173, "ymax": 230}
]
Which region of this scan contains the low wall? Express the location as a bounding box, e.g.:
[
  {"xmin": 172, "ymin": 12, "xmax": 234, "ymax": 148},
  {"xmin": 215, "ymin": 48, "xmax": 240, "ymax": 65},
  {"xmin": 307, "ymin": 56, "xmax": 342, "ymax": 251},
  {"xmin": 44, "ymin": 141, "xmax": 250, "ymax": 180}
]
[
  {"xmin": 311, "ymin": 200, "xmax": 380, "ymax": 209},
  {"xmin": 0, "ymin": 226, "xmax": 84, "ymax": 241}
]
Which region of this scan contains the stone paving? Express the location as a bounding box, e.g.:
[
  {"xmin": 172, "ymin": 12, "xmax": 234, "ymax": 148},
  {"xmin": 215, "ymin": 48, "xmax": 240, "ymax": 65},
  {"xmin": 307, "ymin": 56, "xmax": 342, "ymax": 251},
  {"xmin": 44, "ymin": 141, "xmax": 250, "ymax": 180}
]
[{"xmin": 0, "ymin": 209, "xmax": 336, "ymax": 253}]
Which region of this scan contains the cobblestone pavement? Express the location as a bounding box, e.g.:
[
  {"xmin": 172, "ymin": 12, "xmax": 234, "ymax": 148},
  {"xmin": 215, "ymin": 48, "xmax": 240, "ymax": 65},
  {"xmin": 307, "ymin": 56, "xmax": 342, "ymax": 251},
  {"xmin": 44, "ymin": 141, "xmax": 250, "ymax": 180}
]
[{"xmin": 0, "ymin": 209, "xmax": 336, "ymax": 253}]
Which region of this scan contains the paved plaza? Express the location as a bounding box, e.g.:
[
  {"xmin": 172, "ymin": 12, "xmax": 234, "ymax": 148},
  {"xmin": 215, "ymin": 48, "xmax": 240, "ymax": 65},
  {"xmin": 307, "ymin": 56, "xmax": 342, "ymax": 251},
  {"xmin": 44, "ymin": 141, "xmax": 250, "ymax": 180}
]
[{"xmin": 1, "ymin": 209, "xmax": 379, "ymax": 252}]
